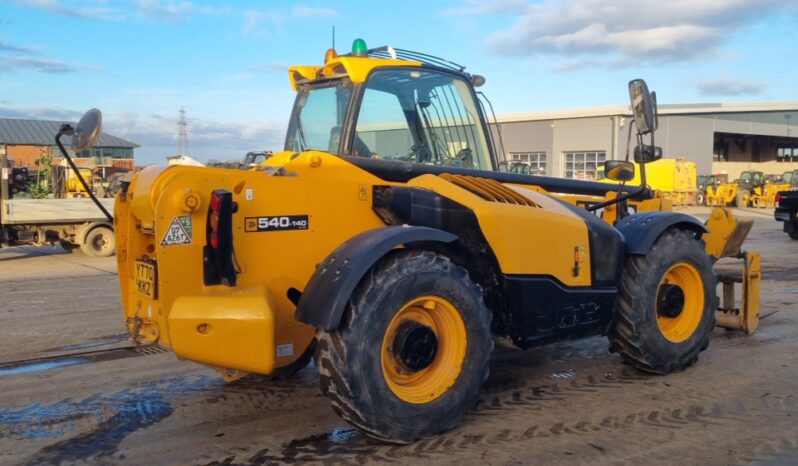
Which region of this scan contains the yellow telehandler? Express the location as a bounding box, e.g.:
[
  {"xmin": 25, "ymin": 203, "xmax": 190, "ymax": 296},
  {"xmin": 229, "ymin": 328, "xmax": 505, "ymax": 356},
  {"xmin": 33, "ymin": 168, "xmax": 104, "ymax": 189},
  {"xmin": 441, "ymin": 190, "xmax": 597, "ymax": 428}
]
[{"xmin": 58, "ymin": 41, "xmax": 760, "ymax": 443}]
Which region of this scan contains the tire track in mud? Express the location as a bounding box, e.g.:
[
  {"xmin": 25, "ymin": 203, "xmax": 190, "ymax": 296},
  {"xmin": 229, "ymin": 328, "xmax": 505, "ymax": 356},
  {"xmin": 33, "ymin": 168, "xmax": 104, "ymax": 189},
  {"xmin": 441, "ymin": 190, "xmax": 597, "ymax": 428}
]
[
  {"xmin": 196, "ymin": 369, "xmax": 661, "ymax": 465},
  {"xmin": 3, "ymin": 329, "xmax": 787, "ymax": 464},
  {"xmin": 203, "ymin": 393, "xmax": 797, "ymax": 465},
  {"xmin": 2, "ymin": 365, "xmax": 651, "ymax": 463}
]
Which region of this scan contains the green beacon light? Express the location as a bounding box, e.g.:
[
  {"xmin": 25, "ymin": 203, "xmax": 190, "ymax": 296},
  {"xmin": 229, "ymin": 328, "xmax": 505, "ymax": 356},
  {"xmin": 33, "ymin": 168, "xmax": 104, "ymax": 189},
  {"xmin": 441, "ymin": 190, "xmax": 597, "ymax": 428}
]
[{"xmin": 352, "ymin": 38, "xmax": 368, "ymax": 57}]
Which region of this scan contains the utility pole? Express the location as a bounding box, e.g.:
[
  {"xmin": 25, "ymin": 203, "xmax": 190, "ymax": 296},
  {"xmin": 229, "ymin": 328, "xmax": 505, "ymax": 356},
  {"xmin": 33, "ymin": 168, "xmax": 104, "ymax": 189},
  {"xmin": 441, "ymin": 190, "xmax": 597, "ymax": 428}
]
[{"xmin": 178, "ymin": 107, "xmax": 189, "ymax": 156}]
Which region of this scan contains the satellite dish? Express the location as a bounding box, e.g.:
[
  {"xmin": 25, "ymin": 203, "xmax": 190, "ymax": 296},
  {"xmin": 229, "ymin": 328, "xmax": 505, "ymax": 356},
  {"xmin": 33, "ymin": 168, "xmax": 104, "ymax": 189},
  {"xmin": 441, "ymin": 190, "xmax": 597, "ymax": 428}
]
[{"xmin": 72, "ymin": 108, "xmax": 103, "ymax": 152}]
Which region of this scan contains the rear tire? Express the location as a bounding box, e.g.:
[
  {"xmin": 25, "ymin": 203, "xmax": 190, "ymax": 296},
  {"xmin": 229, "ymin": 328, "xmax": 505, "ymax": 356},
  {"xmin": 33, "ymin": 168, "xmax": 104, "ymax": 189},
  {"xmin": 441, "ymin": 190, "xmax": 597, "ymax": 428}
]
[
  {"xmin": 696, "ymin": 192, "xmax": 705, "ymax": 206},
  {"xmin": 789, "ymin": 232, "xmax": 798, "ymax": 240},
  {"xmin": 81, "ymin": 226, "xmax": 115, "ymax": 257},
  {"xmin": 609, "ymin": 229, "xmax": 717, "ymax": 374},
  {"xmin": 314, "ymin": 250, "xmax": 492, "ymax": 443}
]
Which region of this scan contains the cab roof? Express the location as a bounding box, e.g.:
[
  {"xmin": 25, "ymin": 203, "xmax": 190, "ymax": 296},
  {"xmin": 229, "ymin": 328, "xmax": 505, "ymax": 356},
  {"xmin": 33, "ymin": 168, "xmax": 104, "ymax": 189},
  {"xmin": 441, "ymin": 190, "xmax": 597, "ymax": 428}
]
[{"xmin": 288, "ymin": 46, "xmax": 468, "ymax": 90}]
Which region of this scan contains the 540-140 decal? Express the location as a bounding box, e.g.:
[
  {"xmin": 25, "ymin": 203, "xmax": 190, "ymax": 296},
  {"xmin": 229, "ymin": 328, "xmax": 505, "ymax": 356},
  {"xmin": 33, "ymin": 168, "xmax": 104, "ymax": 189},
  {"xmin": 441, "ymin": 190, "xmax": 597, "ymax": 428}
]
[{"xmin": 245, "ymin": 215, "xmax": 309, "ymax": 232}]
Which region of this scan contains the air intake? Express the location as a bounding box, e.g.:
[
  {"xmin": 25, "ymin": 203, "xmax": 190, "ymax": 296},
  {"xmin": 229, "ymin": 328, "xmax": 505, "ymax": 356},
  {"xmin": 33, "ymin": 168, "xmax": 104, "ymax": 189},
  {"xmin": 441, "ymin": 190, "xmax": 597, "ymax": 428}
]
[{"xmin": 439, "ymin": 174, "xmax": 537, "ymax": 207}]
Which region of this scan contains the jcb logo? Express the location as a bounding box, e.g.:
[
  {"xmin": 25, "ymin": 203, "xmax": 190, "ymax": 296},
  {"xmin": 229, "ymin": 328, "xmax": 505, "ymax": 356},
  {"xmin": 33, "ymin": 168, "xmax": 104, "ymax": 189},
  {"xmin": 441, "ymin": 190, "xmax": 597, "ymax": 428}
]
[{"xmin": 245, "ymin": 218, "xmax": 258, "ymax": 232}]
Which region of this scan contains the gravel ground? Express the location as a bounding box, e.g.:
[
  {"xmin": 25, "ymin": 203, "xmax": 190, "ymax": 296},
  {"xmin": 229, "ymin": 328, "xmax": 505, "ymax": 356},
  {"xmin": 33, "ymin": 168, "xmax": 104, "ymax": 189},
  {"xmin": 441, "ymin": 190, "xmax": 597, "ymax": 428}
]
[{"xmin": 0, "ymin": 206, "xmax": 796, "ymax": 466}]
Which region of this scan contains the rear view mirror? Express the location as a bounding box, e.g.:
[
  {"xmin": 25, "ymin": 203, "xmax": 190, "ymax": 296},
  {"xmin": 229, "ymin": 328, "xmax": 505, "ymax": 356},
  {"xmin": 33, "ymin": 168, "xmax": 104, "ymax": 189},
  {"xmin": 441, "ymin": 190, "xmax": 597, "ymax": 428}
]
[
  {"xmin": 634, "ymin": 145, "xmax": 663, "ymax": 163},
  {"xmin": 628, "ymin": 79, "xmax": 657, "ymax": 135},
  {"xmin": 72, "ymin": 108, "xmax": 103, "ymax": 152},
  {"xmin": 604, "ymin": 160, "xmax": 635, "ymax": 182}
]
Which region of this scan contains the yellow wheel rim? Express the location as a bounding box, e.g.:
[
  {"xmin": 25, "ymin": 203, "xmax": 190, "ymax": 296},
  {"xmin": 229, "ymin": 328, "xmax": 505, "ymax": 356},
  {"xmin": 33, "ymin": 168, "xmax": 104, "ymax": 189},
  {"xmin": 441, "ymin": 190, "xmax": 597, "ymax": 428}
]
[
  {"xmin": 656, "ymin": 262, "xmax": 704, "ymax": 343},
  {"xmin": 381, "ymin": 295, "xmax": 467, "ymax": 404}
]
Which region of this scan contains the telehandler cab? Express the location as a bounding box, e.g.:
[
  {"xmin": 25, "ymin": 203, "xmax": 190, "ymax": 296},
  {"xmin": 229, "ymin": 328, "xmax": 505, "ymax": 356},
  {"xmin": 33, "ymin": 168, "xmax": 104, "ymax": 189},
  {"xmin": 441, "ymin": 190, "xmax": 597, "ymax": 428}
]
[{"xmin": 69, "ymin": 41, "xmax": 762, "ymax": 443}]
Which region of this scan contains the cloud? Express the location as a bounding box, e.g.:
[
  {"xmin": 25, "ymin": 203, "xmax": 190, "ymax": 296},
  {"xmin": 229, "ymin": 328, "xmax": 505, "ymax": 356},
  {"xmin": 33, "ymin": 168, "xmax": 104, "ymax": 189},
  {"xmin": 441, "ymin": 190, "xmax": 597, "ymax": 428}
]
[
  {"xmin": 0, "ymin": 105, "xmax": 283, "ymax": 163},
  {"xmin": 13, "ymin": 0, "xmax": 122, "ymax": 20},
  {"xmin": 0, "ymin": 40, "xmax": 35, "ymax": 53},
  {"xmin": 15, "ymin": 0, "xmax": 226, "ymax": 22},
  {"xmin": 241, "ymin": 9, "xmax": 286, "ymax": 36},
  {"xmin": 292, "ymin": 6, "xmax": 337, "ymax": 17},
  {"xmin": 243, "ymin": 5, "xmax": 335, "ymax": 36},
  {"xmin": 475, "ymin": 0, "xmax": 794, "ymax": 68},
  {"xmin": 242, "ymin": 9, "xmax": 264, "ymax": 35},
  {"xmin": 0, "ymin": 55, "xmax": 99, "ymax": 74},
  {"xmin": 695, "ymin": 78, "xmax": 766, "ymax": 96},
  {"xmin": 441, "ymin": 0, "xmax": 526, "ymax": 16},
  {"xmin": 135, "ymin": 0, "xmax": 217, "ymax": 22},
  {"xmin": 106, "ymin": 112, "xmax": 285, "ymax": 163},
  {"xmin": 0, "ymin": 104, "xmax": 83, "ymax": 121},
  {"xmin": 0, "ymin": 37, "xmax": 97, "ymax": 75},
  {"xmin": 247, "ymin": 62, "xmax": 290, "ymax": 73}
]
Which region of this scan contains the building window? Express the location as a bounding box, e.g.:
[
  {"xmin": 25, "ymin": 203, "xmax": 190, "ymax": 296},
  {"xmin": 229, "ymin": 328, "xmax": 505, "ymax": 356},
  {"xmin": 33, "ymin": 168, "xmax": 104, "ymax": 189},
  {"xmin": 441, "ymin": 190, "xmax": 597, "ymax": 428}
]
[
  {"xmin": 508, "ymin": 152, "xmax": 546, "ymax": 174},
  {"xmin": 563, "ymin": 151, "xmax": 606, "ymax": 180},
  {"xmin": 77, "ymin": 147, "xmax": 133, "ymax": 159},
  {"xmin": 778, "ymin": 147, "xmax": 798, "ymax": 163}
]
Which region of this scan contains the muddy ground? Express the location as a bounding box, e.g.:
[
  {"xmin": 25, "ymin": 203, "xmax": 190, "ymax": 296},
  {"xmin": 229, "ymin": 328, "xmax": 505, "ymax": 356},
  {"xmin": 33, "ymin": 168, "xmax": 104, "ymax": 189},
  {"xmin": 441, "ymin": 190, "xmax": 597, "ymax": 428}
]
[{"xmin": 0, "ymin": 206, "xmax": 796, "ymax": 465}]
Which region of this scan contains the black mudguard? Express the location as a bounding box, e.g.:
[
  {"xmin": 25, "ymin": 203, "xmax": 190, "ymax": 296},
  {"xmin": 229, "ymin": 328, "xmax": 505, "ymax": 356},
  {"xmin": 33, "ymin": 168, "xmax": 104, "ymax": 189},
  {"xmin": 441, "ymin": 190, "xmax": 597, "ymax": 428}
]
[
  {"xmin": 295, "ymin": 225, "xmax": 457, "ymax": 330},
  {"xmin": 615, "ymin": 211, "xmax": 707, "ymax": 255}
]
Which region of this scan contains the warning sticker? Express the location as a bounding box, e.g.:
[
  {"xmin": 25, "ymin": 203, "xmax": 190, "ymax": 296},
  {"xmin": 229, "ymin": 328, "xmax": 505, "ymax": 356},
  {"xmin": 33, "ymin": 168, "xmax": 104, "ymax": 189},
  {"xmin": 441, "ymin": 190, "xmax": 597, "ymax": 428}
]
[{"xmin": 161, "ymin": 215, "xmax": 192, "ymax": 246}]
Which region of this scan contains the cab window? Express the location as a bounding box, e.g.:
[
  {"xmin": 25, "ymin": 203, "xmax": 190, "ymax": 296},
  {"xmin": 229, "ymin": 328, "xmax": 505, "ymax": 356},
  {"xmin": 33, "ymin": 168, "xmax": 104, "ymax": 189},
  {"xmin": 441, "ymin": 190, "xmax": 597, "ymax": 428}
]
[
  {"xmin": 285, "ymin": 80, "xmax": 352, "ymax": 153},
  {"xmin": 353, "ymin": 68, "xmax": 492, "ymax": 170}
]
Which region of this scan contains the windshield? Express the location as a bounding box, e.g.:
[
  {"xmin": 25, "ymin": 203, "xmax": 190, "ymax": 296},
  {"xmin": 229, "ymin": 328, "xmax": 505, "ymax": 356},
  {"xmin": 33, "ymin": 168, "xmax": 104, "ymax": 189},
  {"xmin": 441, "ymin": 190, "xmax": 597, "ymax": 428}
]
[
  {"xmin": 285, "ymin": 80, "xmax": 353, "ymax": 153},
  {"xmin": 740, "ymin": 172, "xmax": 752, "ymax": 181},
  {"xmin": 353, "ymin": 68, "xmax": 493, "ymax": 170}
]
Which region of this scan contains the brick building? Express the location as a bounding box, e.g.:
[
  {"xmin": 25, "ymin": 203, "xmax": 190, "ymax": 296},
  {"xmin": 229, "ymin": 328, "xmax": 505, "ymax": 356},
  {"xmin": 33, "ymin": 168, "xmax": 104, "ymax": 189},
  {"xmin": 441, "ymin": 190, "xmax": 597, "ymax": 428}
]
[{"xmin": 0, "ymin": 117, "xmax": 138, "ymax": 171}]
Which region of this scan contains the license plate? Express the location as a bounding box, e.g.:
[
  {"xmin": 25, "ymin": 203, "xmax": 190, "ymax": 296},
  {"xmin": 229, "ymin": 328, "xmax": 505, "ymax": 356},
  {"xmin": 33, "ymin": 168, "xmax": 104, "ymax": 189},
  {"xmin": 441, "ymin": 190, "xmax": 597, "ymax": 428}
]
[
  {"xmin": 775, "ymin": 211, "xmax": 790, "ymax": 221},
  {"xmin": 135, "ymin": 259, "xmax": 157, "ymax": 299}
]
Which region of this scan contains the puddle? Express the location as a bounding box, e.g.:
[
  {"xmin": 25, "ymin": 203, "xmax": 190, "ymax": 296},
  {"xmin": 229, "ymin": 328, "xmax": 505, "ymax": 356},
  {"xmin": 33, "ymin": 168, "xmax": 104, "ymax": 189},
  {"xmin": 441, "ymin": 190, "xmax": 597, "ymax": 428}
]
[
  {"xmin": 550, "ymin": 370, "xmax": 577, "ymax": 380},
  {"xmin": 0, "ymin": 345, "xmax": 164, "ymax": 377},
  {"xmin": 0, "ymin": 358, "xmax": 88, "ymax": 376},
  {"xmin": 0, "ymin": 374, "xmax": 221, "ymax": 466},
  {"xmin": 326, "ymin": 427, "xmax": 360, "ymax": 442},
  {"xmin": 23, "ymin": 388, "xmax": 174, "ymax": 464}
]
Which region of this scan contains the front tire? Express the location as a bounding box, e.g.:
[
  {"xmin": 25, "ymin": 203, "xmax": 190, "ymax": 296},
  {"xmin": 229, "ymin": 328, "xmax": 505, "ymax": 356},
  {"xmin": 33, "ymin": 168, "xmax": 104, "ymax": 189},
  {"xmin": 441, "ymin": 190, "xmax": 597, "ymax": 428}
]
[
  {"xmin": 314, "ymin": 250, "xmax": 492, "ymax": 443},
  {"xmin": 609, "ymin": 229, "xmax": 717, "ymax": 374}
]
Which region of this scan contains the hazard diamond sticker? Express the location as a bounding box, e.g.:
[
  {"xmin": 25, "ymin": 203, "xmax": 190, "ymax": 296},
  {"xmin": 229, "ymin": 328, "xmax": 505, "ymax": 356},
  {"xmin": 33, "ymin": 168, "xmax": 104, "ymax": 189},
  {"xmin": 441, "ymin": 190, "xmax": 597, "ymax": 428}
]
[{"xmin": 161, "ymin": 215, "xmax": 192, "ymax": 246}]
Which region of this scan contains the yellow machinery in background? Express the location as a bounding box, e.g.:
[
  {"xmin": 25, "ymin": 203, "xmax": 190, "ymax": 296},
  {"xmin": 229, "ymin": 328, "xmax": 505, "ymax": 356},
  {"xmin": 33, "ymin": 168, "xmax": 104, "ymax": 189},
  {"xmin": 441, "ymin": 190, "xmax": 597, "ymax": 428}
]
[
  {"xmin": 708, "ymin": 170, "xmax": 765, "ymax": 207},
  {"xmin": 65, "ymin": 167, "xmax": 94, "ymax": 196},
  {"xmin": 598, "ymin": 158, "xmax": 697, "ymax": 205},
  {"xmin": 706, "ymin": 181, "xmax": 739, "ymax": 206},
  {"xmin": 751, "ymin": 181, "xmax": 790, "ymax": 208},
  {"xmin": 707, "ymin": 170, "xmax": 788, "ymax": 208}
]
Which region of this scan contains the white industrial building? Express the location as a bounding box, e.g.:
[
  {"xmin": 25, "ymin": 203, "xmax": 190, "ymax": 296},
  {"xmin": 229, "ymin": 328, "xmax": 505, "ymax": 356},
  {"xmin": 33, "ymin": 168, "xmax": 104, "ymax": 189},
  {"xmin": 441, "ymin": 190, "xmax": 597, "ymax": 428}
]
[{"xmin": 494, "ymin": 102, "xmax": 798, "ymax": 180}]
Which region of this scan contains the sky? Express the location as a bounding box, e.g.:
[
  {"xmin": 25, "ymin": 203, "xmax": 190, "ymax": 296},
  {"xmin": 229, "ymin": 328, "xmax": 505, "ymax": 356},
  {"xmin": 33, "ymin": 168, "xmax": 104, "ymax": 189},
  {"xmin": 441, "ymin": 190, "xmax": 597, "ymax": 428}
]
[{"xmin": 1, "ymin": 0, "xmax": 796, "ymax": 164}]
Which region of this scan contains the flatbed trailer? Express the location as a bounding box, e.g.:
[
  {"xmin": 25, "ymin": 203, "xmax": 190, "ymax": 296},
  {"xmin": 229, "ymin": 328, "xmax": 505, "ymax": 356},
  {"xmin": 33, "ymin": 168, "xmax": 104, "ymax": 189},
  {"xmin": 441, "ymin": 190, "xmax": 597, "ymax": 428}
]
[{"xmin": 1, "ymin": 154, "xmax": 115, "ymax": 256}]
